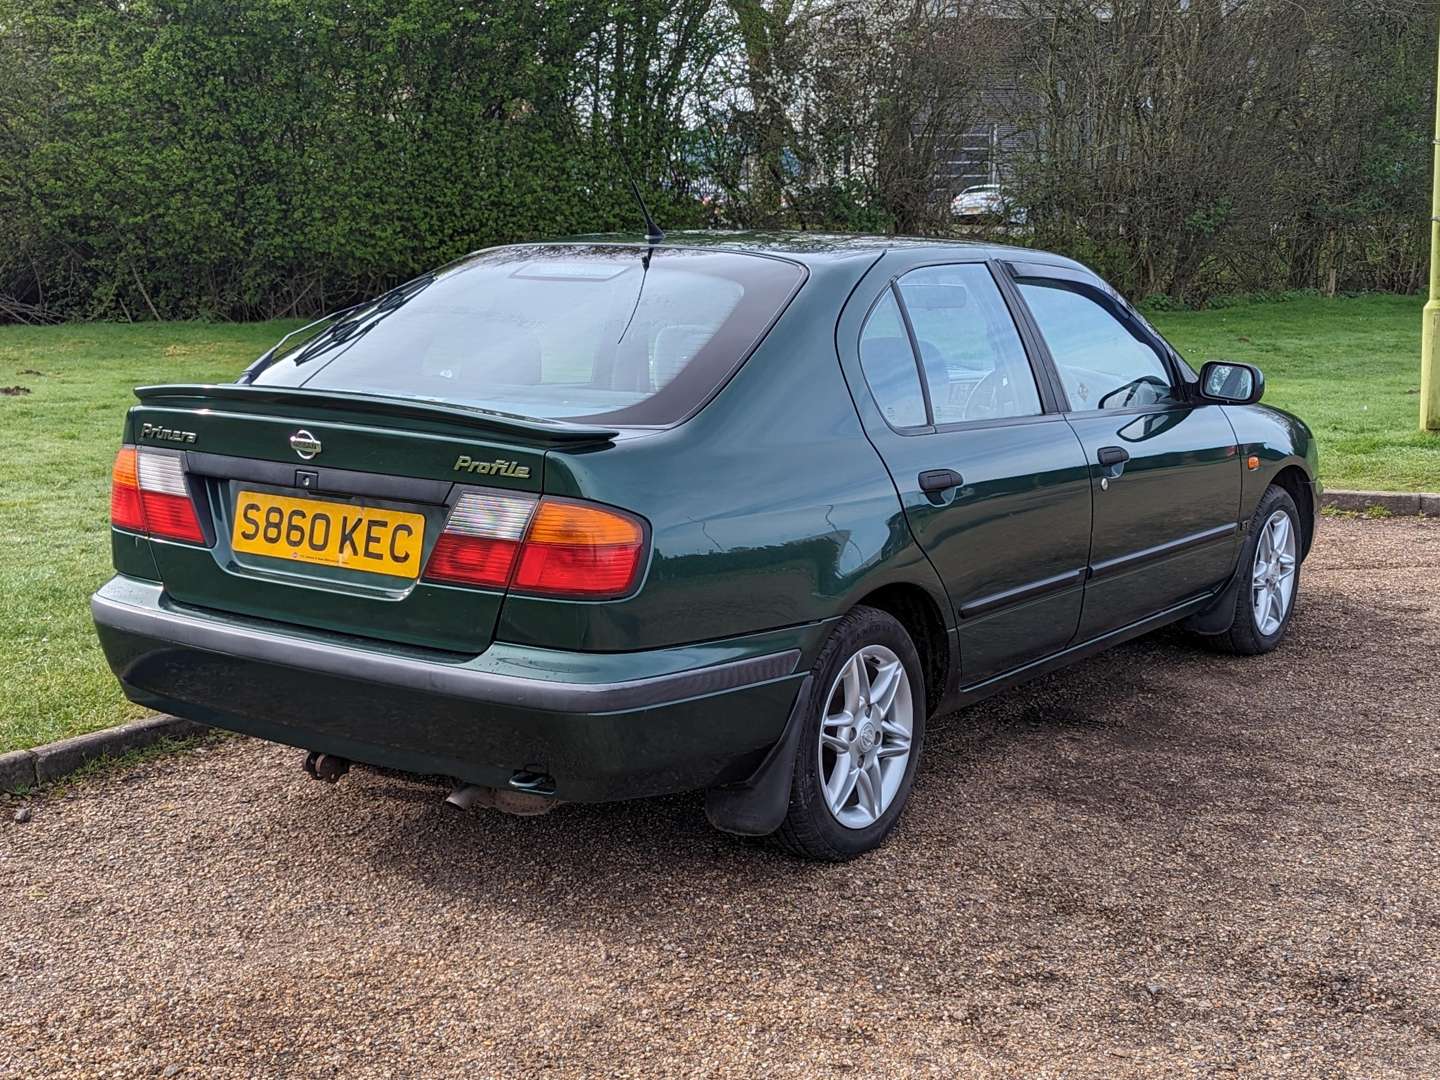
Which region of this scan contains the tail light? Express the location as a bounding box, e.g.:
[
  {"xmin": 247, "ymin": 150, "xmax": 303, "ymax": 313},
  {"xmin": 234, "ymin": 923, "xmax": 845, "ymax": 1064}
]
[
  {"xmin": 110, "ymin": 447, "xmax": 145, "ymax": 532},
  {"xmin": 512, "ymin": 499, "xmax": 646, "ymax": 597},
  {"xmin": 424, "ymin": 490, "xmax": 646, "ymax": 599},
  {"xmin": 109, "ymin": 446, "xmax": 208, "ymax": 545},
  {"xmin": 423, "ymin": 489, "xmax": 536, "ymax": 588}
]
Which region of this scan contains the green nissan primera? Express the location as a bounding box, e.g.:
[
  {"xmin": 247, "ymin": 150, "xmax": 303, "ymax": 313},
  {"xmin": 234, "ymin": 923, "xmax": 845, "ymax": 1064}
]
[{"xmin": 92, "ymin": 233, "xmax": 1319, "ymax": 860}]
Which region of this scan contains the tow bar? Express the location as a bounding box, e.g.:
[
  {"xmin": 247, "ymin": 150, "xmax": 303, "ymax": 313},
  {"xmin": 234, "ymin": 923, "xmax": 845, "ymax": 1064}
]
[{"xmin": 302, "ymin": 751, "xmax": 350, "ymax": 784}]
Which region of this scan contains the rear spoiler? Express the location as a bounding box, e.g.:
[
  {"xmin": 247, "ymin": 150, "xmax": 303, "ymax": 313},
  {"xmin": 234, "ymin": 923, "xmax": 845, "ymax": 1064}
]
[{"xmin": 133, "ymin": 384, "xmax": 620, "ymax": 446}]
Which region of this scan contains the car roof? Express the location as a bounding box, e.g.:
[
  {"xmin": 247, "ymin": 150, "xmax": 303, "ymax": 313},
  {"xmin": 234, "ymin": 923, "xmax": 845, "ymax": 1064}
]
[{"xmin": 558, "ymin": 230, "xmax": 1090, "ymax": 272}]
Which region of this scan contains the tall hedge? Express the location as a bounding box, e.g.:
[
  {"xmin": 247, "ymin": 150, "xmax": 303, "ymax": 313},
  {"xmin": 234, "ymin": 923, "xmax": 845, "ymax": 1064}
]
[
  {"xmin": 2, "ymin": 0, "xmax": 1437, "ymax": 319},
  {"xmin": 0, "ymin": 0, "xmax": 723, "ymax": 320}
]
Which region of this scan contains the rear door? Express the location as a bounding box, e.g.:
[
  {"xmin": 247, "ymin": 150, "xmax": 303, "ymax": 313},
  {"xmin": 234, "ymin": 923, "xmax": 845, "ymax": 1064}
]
[
  {"xmin": 1005, "ymin": 262, "xmax": 1243, "ymax": 638},
  {"xmin": 838, "ymin": 257, "xmax": 1093, "ymax": 685}
]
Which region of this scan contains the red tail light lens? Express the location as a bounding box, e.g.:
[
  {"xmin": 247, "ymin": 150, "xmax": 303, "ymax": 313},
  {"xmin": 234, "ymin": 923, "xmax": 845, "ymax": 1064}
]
[
  {"xmin": 110, "ymin": 446, "xmax": 208, "ymax": 545},
  {"xmin": 110, "ymin": 447, "xmax": 146, "ymax": 532},
  {"xmin": 512, "ymin": 499, "xmax": 646, "ymax": 597},
  {"xmin": 136, "ymin": 451, "xmax": 206, "ymax": 543},
  {"xmin": 423, "ymin": 491, "xmax": 647, "ymax": 598},
  {"xmin": 423, "ymin": 490, "xmax": 537, "ymax": 588},
  {"xmin": 426, "ymin": 535, "xmax": 520, "ymax": 587}
]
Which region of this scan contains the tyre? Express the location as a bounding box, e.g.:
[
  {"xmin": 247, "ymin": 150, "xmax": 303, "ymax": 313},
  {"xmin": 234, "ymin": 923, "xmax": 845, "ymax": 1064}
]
[
  {"xmin": 776, "ymin": 605, "xmax": 925, "ymax": 861},
  {"xmin": 1200, "ymin": 485, "xmax": 1302, "ymax": 656}
]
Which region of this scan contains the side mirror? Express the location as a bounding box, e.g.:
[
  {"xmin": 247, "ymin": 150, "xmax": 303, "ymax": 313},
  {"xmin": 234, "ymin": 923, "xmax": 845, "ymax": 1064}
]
[{"xmin": 1199, "ymin": 361, "xmax": 1264, "ymax": 405}]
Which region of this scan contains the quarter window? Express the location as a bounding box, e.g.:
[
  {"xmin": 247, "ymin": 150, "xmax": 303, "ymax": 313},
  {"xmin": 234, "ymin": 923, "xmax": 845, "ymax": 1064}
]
[
  {"xmin": 858, "ymin": 289, "xmax": 928, "ymax": 429},
  {"xmin": 896, "ymin": 265, "xmax": 1042, "ymax": 424},
  {"xmin": 1016, "ymin": 279, "xmax": 1177, "ymax": 411}
]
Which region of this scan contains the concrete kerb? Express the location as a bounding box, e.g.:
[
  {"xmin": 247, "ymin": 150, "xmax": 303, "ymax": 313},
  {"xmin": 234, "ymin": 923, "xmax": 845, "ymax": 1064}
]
[{"xmin": 2, "ymin": 715, "xmax": 208, "ymax": 794}]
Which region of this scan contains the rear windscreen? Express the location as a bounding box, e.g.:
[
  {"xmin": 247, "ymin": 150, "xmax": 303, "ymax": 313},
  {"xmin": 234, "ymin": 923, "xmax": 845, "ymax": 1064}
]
[{"xmin": 248, "ymin": 245, "xmax": 806, "ymax": 426}]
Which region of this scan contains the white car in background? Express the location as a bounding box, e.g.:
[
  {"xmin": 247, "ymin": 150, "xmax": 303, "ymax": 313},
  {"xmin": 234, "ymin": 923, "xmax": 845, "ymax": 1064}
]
[{"xmin": 950, "ymin": 184, "xmax": 1026, "ymax": 225}]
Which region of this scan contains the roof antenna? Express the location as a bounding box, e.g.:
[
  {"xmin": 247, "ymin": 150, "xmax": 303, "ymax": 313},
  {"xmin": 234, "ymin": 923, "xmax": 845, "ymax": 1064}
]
[
  {"xmin": 565, "ymin": 111, "xmax": 665, "ymax": 247},
  {"xmin": 626, "ymin": 175, "xmax": 665, "ymax": 248},
  {"xmin": 615, "ymin": 174, "xmax": 661, "ymax": 345}
]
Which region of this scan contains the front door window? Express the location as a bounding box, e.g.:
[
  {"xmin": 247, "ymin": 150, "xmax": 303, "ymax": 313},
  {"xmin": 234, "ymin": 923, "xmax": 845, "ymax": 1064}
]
[{"xmin": 1015, "ymin": 279, "xmax": 1178, "ymax": 412}]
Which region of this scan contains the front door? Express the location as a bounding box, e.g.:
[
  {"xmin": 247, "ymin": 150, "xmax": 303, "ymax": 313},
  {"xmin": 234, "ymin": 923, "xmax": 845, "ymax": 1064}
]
[
  {"xmin": 841, "ymin": 259, "xmax": 1093, "ymax": 685},
  {"xmin": 1006, "ymin": 264, "xmax": 1243, "ymax": 639}
]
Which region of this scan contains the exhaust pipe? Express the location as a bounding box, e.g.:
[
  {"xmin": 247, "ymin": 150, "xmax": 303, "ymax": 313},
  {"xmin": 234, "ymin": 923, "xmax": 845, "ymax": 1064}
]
[
  {"xmin": 443, "ymin": 782, "xmax": 558, "ymax": 817},
  {"xmin": 444, "ymin": 783, "xmax": 496, "ymax": 812}
]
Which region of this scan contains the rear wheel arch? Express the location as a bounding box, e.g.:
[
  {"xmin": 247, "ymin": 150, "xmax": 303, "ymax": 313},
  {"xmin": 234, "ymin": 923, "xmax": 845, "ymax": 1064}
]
[
  {"xmin": 703, "ymin": 592, "xmax": 940, "ymax": 844},
  {"xmin": 850, "ymin": 582, "xmax": 950, "ymax": 718},
  {"xmin": 775, "ymin": 603, "xmax": 928, "ymax": 860}
]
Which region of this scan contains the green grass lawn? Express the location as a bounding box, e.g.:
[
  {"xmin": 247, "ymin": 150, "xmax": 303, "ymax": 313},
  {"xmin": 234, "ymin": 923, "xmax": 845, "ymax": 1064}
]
[
  {"xmin": 1150, "ymin": 293, "xmax": 1440, "ymax": 492},
  {"xmin": 0, "ymin": 321, "xmax": 300, "ymax": 755},
  {"xmin": 1, "ymin": 296, "xmax": 1437, "ymax": 755}
]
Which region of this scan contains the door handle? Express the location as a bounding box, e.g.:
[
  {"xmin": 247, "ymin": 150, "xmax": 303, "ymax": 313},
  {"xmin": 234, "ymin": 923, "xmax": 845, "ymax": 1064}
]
[
  {"xmin": 918, "ymin": 468, "xmax": 964, "ymax": 495},
  {"xmin": 1096, "ymin": 445, "xmax": 1129, "ymax": 488}
]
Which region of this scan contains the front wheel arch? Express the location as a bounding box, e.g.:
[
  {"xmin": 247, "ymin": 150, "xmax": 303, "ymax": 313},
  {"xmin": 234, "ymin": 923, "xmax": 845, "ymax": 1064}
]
[
  {"xmin": 1186, "ymin": 484, "xmax": 1302, "ymax": 650},
  {"xmin": 1271, "ymin": 464, "xmax": 1315, "ymax": 558}
]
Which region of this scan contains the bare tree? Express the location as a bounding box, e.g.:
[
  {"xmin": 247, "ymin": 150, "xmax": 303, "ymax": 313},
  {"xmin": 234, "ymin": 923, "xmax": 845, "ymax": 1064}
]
[{"xmin": 997, "ymin": 0, "xmax": 1437, "ymax": 300}]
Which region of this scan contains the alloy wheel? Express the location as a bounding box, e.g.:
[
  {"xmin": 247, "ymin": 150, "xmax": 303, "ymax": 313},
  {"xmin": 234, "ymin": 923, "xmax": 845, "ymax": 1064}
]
[
  {"xmin": 817, "ymin": 644, "xmax": 915, "ymax": 829},
  {"xmin": 1252, "ymin": 508, "xmax": 1298, "ymax": 636}
]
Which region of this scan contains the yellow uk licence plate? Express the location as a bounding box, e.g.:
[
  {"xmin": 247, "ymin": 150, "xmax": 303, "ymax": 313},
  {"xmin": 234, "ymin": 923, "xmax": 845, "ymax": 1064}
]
[{"xmin": 231, "ymin": 490, "xmax": 426, "ymax": 578}]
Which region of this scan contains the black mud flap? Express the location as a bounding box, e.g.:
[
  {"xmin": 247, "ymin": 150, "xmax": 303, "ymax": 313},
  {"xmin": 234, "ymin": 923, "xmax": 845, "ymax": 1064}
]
[
  {"xmin": 1183, "ymin": 563, "xmax": 1245, "ymax": 636},
  {"xmin": 703, "ymin": 675, "xmax": 813, "ymax": 837}
]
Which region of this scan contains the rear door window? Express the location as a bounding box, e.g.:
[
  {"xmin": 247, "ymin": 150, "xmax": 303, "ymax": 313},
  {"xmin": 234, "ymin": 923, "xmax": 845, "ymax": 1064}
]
[
  {"xmin": 896, "ymin": 264, "xmax": 1042, "ymax": 424},
  {"xmin": 250, "ymin": 246, "xmax": 805, "ymax": 426}
]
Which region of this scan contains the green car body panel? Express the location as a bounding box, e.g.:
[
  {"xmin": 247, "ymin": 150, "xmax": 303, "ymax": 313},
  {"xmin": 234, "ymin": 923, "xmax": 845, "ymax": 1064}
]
[{"xmin": 91, "ymin": 233, "xmax": 1319, "ymax": 810}]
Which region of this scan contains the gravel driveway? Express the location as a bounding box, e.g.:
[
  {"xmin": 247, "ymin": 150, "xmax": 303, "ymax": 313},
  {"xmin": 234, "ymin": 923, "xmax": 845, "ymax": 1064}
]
[{"xmin": 3, "ymin": 516, "xmax": 1439, "ymax": 1078}]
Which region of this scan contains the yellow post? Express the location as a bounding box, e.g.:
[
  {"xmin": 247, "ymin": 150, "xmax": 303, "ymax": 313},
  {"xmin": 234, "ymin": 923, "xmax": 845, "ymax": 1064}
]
[{"xmin": 1423, "ymin": 13, "xmax": 1440, "ymax": 431}]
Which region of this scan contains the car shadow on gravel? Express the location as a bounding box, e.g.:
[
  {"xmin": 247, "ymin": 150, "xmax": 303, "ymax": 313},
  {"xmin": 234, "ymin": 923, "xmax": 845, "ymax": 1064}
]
[
  {"xmin": 331, "ymin": 624, "xmax": 1282, "ymax": 928},
  {"xmin": 272, "ymin": 524, "xmax": 1437, "ymax": 1015}
]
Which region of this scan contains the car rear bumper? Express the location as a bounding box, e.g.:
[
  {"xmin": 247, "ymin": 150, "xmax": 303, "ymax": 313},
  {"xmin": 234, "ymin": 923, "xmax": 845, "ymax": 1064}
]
[{"xmin": 92, "ymin": 575, "xmax": 817, "ymax": 802}]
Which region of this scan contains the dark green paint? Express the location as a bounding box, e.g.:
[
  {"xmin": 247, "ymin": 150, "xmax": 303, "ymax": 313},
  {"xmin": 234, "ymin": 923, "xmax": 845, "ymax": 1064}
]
[
  {"xmin": 95, "ymin": 580, "xmax": 806, "ymax": 801},
  {"xmin": 93, "ymin": 234, "xmax": 1319, "ymax": 802},
  {"xmin": 1064, "ymin": 406, "xmax": 1241, "ymax": 637},
  {"xmin": 111, "ymin": 528, "xmax": 160, "ymax": 582}
]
